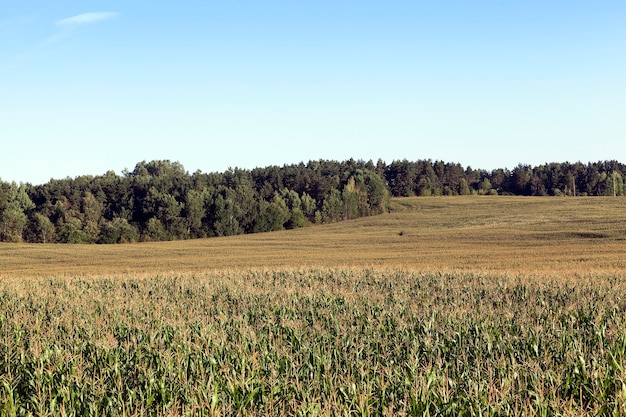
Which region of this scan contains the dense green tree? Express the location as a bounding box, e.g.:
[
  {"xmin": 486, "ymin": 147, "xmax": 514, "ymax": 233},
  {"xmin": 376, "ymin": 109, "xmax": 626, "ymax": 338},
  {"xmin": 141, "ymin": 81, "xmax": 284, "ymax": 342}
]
[
  {"xmin": 100, "ymin": 218, "xmax": 139, "ymax": 243},
  {"xmin": 511, "ymin": 164, "xmax": 532, "ymax": 195},
  {"xmin": 489, "ymin": 168, "xmax": 508, "ymax": 194},
  {"xmin": 0, "ymin": 182, "xmax": 35, "ymax": 242},
  {"xmin": 414, "ymin": 160, "xmax": 440, "ymax": 196},
  {"xmin": 267, "ymin": 194, "xmax": 291, "ymax": 231},
  {"xmin": 6, "ymin": 158, "xmax": 626, "ymax": 244},
  {"xmin": 300, "ymin": 192, "xmax": 317, "ymax": 219},
  {"xmin": 341, "ymin": 177, "xmax": 360, "ymax": 220},
  {"xmin": 211, "ymin": 189, "xmax": 242, "ymax": 237},
  {"xmin": 478, "ymin": 178, "xmax": 492, "ymax": 195},
  {"xmin": 278, "ymin": 189, "xmax": 308, "ymax": 228},
  {"xmin": 321, "ymin": 189, "xmax": 343, "ymax": 223},
  {"xmin": 286, "ymin": 208, "xmax": 306, "ymax": 229},
  {"xmin": 603, "ymin": 170, "xmax": 624, "ymax": 196},
  {"xmin": 144, "ymin": 217, "xmax": 167, "ymax": 241},
  {"xmin": 58, "ymin": 218, "xmax": 89, "ymax": 244},
  {"xmin": 184, "ymin": 189, "xmax": 206, "ymax": 238},
  {"xmin": 98, "ymin": 217, "xmax": 138, "ymax": 243},
  {"xmin": 252, "ymin": 200, "xmax": 273, "ymax": 233},
  {"xmin": 81, "ymin": 191, "xmax": 103, "ymax": 242},
  {"xmin": 31, "ymin": 213, "xmax": 55, "ymax": 243},
  {"xmin": 384, "ymin": 160, "xmax": 416, "ymax": 197},
  {"xmin": 140, "ymin": 187, "xmax": 185, "ymax": 239},
  {"xmin": 230, "ymin": 184, "xmax": 257, "ymax": 234},
  {"xmin": 355, "ymin": 169, "xmax": 389, "ymax": 215},
  {"xmin": 444, "ymin": 163, "xmax": 466, "ymax": 195},
  {"xmin": 156, "ymin": 193, "xmax": 185, "ymax": 238},
  {"xmin": 1, "ymin": 205, "xmax": 29, "ymax": 242},
  {"xmin": 458, "ymin": 178, "xmax": 471, "ymax": 196},
  {"xmin": 278, "ymin": 189, "xmax": 301, "ymax": 211},
  {"xmin": 529, "ymin": 174, "xmax": 547, "ymax": 196}
]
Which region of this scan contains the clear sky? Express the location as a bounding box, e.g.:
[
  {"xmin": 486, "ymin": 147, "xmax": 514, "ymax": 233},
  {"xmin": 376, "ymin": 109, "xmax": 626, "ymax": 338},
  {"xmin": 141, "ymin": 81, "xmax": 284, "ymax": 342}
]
[{"xmin": 2, "ymin": 1, "xmax": 625, "ymax": 185}]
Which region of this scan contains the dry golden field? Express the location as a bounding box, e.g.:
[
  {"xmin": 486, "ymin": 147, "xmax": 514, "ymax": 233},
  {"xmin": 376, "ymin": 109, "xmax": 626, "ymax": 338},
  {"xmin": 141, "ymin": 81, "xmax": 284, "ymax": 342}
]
[{"xmin": 1, "ymin": 196, "xmax": 625, "ymax": 278}]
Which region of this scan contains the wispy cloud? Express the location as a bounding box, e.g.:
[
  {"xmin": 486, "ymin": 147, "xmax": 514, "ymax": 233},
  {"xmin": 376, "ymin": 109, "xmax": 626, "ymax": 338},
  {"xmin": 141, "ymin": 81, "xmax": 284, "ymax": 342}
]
[
  {"xmin": 2, "ymin": 12, "xmax": 118, "ymax": 66},
  {"xmin": 55, "ymin": 12, "xmax": 118, "ymax": 27}
]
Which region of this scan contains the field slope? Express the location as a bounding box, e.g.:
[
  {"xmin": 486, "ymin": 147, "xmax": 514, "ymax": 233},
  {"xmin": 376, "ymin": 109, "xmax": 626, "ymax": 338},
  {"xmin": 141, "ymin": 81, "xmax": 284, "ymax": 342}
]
[{"xmin": 1, "ymin": 196, "xmax": 625, "ymax": 277}]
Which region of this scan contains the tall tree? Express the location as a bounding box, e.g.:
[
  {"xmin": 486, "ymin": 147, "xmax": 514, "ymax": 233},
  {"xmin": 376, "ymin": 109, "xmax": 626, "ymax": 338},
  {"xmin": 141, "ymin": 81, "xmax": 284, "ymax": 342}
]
[
  {"xmin": 184, "ymin": 189, "xmax": 206, "ymax": 238},
  {"xmin": 210, "ymin": 188, "xmax": 242, "ymax": 237},
  {"xmin": 0, "ymin": 182, "xmax": 35, "ymax": 242},
  {"xmin": 321, "ymin": 189, "xmax": 343, "ymax": 223},
  {"xmin": 81, "ymin": 191, "xmax": 103, "ymax": 242},
  {"xmin": 32, "ymin": 213, "xmax": 55, "ymax": 244}
]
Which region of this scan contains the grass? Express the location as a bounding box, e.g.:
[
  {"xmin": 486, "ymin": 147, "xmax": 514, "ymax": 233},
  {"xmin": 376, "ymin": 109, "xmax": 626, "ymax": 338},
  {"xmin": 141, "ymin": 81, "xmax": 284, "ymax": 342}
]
[
  {"xmin": 1, "ymin": 196, "xmax": 625, "ymax": 278},
  {"xmin": 1, "ymin": 196, "xmax": 626, "ymax": 415}
]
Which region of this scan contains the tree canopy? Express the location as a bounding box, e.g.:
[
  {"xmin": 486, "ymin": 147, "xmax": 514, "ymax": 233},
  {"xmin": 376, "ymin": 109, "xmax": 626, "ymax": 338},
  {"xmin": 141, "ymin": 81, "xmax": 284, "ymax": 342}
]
[{"xmin": 1, "ymin": 158, "xmax": 623, "ymax": 243}]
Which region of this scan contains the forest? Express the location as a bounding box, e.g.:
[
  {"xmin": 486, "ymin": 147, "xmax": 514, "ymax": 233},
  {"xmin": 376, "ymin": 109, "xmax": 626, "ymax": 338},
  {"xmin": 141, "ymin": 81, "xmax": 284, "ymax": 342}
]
[{"xmin": 0, "ymin": 159, "xmax": 624, "ymax": 243}]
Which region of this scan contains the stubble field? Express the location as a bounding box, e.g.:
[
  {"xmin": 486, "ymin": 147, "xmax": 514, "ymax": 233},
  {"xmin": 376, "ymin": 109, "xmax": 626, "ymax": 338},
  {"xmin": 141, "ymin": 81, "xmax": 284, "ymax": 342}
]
[{"xmin": 1, "ymin": 197, "xmax": 626, "ymax": 415}]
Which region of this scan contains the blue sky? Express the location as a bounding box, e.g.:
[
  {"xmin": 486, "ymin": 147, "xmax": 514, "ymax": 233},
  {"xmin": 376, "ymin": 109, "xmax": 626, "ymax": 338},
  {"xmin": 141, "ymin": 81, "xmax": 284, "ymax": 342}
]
[{"xmin": 2, "ymin": 1, "xmax": 625, "ymax": 184}]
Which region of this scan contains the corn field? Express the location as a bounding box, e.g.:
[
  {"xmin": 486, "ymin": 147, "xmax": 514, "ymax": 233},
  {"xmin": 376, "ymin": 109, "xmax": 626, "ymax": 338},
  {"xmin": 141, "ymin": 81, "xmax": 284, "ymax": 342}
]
[{"xmin": 2, "ymin": 269, "xmax": 626, "ymax": 416}]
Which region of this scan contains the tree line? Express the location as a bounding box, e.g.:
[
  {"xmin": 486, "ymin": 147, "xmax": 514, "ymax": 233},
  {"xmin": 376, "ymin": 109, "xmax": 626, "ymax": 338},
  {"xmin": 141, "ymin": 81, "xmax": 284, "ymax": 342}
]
[
  {"xmin": 0, "ymin": 159, "xmax": 623, "ymax": 243},
  {"xmin": 383, "ymin": 160, "xmax": 625, "ymax": 197},
  {"xmin": 0, "ymin": 159, "xmax": 388, "ymax": 243}
]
